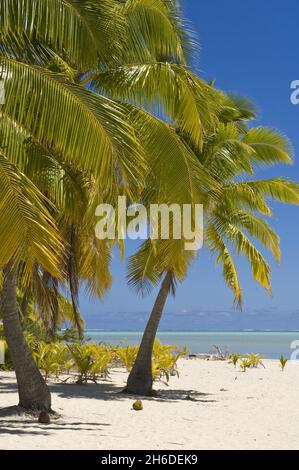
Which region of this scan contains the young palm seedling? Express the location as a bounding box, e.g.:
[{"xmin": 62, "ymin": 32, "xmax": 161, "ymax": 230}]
[
  {"xmin": 239, "ymin": 358, "xmax": 252, "ymax": 372},
  {"xmin": 116, "ymin": 345, "xmax": 139, "ymax": 371},
  {"xmin": 245, "ymin": 353, "xmax": 266, "ymax": 369},
  {"xmin": 229, "ymin": 353, "xmax": 241, "ymax": 367},
  {"xmin": 68, "ymin": 344, "xmax": 94, "ymax": 384},
  {"xmin": 279, "ymin": 355, "xmax": 288, "ymax": 371}
]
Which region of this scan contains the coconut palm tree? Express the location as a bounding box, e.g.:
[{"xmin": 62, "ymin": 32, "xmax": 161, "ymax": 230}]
[
  {"xmin": 124, "ymin": 95, "xmax": 299, "ymax": 395},
  {"xmin": 0, "ymin": 1, "xmax": 219, "ymax": 409}
]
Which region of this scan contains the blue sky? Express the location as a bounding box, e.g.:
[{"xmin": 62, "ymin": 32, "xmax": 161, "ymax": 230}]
[{"xmin": 81, "ymin": 0, "xmax": 299, "ymax": 330}]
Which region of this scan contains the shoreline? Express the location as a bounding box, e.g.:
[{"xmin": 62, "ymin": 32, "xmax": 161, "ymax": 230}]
[{"xmin": 85, "ymin": 330, "xmax": 299, "ymax": 358}]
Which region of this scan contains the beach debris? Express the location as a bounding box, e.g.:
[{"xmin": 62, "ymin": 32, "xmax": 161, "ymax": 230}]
[
  {"xmin": 188, "ymin": 351, "xmax": 229, "ymax": 361},
  {"xmin": 188, "ymin": 354, "xmax": 211, "ymax": 360},
  {"xmin": 220, "ymin": 388, "xmax": 228, "ymax": 392},
  {"xmin": 132, "ymin": 400, "xmax": 143, "ymax": 411},
  {"xmin": 38, "ymin": 411, "xmax": 50, "ymax": 424},
  {"xmin": 211, "ymin": 345, "xmax": 229, "ymax": 361},
  {"xmin": 184, "ymin": 394, "xmax": 198, "ymax": 401}
]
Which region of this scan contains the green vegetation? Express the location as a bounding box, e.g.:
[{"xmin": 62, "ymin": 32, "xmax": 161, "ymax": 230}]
[
  {"xmin": 115, "ymin": 340, "xmax": 186, "ymax": 382},
  {"xmin": 0, "ymin": 1, "xmax": 298, "ymax": 408},
  {"xmin": 229, "ymin": 353, "xmax": 266, "ymax": 371},
  {"xmin": 125, "ymin": 97, "xmax": 299, "ymax": 394},
  {"xmin": 0, "ymin": 0, "xmax": 220, "ymax": 411},
  {"xmin": 68, "ymin": 343, "xmax": 113, "ymax": 384},
  {"xmin": 116, "ymin": 345, "xmax": 139, "ymax": 372},
  {"xmin": 279, "ymin": 355, "xmax": 288, "ymax": 371},
  {"xmin": 245, "ymin": 354, "xmax": 266, "ymax": 369},
  {"xmin": 152, "ymin": 341, "xmax": 187, "ymax": 382},
  {"xmin": 229, "ymin": 353, "xmax": 242, "ymax": 367},
  {"xmin": 1, "ymin": 333, "xmax": 186, "ymax": 387},
  {"xmin": 239, "ymin": 358, "xmax": 253, "ymax": 373}
]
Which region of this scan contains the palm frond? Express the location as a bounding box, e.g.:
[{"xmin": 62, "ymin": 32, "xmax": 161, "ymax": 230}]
[
  {"xmin": 121, "ymin": 0, "xmax": 190, "ymax": 64},
  {"xmin": 126, "ymin": 105, "xmax": 220, "ymax": 205},
  {"xmin": 206, "ymin": 223, "xmax": 242, "ymax": 306},
  {"xmin": 216, "ymin": 209, "xmax": 281, "ymax": 262},
  {"xmin": 243, "ymin": 127, "xmax": 293, "ymax": 166},
  {"xmin": 239, "ymin": 178, "xmax": 299, "ymax": 205},
  {"xmin": 0, "ymin": 0, "xmax": 125, "ymax": 68},
  {"xmin": 1, "ymin": 58, "xmax": 145, "ymax": 185},
  {"xmin": 94, "ymin": 63, "xmax": 219, "ymax": 148},
  {"xmin": 222, "ymin": 182, "xmax": 273, "ymax": 216},
  {"xmin": 0, "ymin": 152, "xmax": 62, "ymax": 279},
  {"xmin": 213, "ymin": 216, "xmax": 272, "ymax": 294}
]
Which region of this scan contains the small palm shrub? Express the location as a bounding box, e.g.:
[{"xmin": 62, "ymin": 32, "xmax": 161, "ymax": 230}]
[
  {"xmin": 68, "ymin": 343, "xmax": 114, "ymax": 384},
  {"xmin": 229, "ymin": 353, "xmax": 241, "ymax": 367},
  {"xmin": 152, "ymin": 339, "xmax": 187, "ymax": 382},
  {"xmin": 245, "ymin": 353, "xmax": 266, "ymax": 369},
  {"xmin": 239, "ymin": 358, "xmax": 252, "ymax": 372},
  {"xmin": 89, "ymin": 344, "xmax": 114, "ymax": 381},
  {"xmin": 236, "ymin": 353, "xmax": 266, "ymax": 372},
  {"xmin": 68, "ymin": 343, "xmax": 95, "ymax": 384},
  {"xmin": 3, "ymin": 330, "xmax": 186, "ymax": 386},
  {"xmin": 113, "ymin": 340, "xmax": 187, "ymax": 383},
  {"xmin": 116, "ymin": 345, "xmax": 139, "ymax": 371},
  {"xmin": 32, "ymin": 342, "xmax": 69, "ymax": 381},
  {"xmin": 279, "ymin": 355, "xmax": 288, "ymax": 371}
]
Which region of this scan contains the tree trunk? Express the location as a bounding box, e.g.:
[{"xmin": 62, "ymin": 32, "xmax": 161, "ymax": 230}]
[
  {"xmin": 1, "ymin": 263, "xmax": 51, "ymax": 411},
  {"xmin": 125, "ymin": 271, "xmax": 173, "ymax": 395},
  {"xmin": 20, "ymin": 289, "xmax": 30, "ymax": 318}
]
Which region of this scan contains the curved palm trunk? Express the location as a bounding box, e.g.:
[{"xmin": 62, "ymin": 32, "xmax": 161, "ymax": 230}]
[
  {"xmin": 125, "ymin": 271, "xmax": 173, "ymax": 395},
  {"xmin": 2, "ymin": 264, "xmax": 51, "ymax": 411}
]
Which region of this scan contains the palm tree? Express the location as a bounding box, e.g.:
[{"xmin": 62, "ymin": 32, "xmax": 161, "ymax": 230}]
[
  {"xmin": 124, "ymin": 95, "xmax": 299, "ymax": 395},
  {"xmin": 0, "ymin": 1, "xmax": 218, "ymax": 409}
]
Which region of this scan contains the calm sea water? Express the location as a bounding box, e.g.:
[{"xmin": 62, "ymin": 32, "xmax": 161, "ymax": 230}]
[{"xmin": 85, "ymin": 330, "xmax": 299, "ymax": 359}]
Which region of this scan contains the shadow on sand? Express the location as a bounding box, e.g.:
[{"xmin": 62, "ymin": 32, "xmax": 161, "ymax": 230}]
[
  {"xmin": 0, "ymin": 404, "xmax": 111, "ymax": 437},
  {"xmin": 1, "ymin": 376, "xmax": 217, "ymax": 403},
  {"xmin": 0, "ymin": 376, "xmax": 217, "ymax": 437},
  {"xmin": 48, "ymin": 381, "xmax": 217, "ymax": 404}
]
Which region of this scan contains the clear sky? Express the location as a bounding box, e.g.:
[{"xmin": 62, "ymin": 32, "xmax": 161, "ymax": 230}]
[{"xmin": 81, "ymin": 0, "xmax": 299, "ymax": 330}]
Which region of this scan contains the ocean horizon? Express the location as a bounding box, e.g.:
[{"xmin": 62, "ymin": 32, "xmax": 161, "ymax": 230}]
[{"xmin": 84, "ymin": 330, "xmax": 299, "ymax": 359}]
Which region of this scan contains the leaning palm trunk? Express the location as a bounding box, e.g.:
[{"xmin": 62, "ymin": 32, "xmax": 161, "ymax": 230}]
[
  {"xmin": 125, "ymin": 271, "xmax": 173, "ymax": 395},
  {"xmin": 2, "ymin": 264, "xmax": 51, "ymax": 411}
]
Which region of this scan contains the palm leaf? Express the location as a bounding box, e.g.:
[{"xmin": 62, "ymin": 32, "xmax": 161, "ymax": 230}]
[
  {"xmin": 0, "ymin": 0, "xmax": 125, "ymax": 68},
  {"xmin": 94, "ymin": 63, "xmax": 219, "ymax": 148},
  {"xmin": 243, "ymin": 127, "xmax": 293, "ymax": 166},
  {"xmin": 206, "ymin": 222, "xmax": 242, "ymax": 306},
  {"xmin": 1, "ymin": 58, "xmax": 145, "ymax": 185},
  {"xmin": 0, "ymin": 152, "xmax": 62, "ymax": 278},
  {"xmin": 121, "ymin": 0, "xmax": 191, "ymax": 64}
]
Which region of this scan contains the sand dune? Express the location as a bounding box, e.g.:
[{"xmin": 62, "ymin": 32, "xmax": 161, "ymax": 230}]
[{"xmin": 1, "ymin": 359, "xmax": 299, "ymax": 450}]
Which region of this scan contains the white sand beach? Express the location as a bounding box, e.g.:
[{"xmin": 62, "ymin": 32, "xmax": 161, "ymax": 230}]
[{"xmin": 1, "ymin": 358, "xmax": 299, "ymax": 450}]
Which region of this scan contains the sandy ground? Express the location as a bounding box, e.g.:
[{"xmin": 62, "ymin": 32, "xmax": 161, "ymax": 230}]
[{"xmin": 1, "ymin": 358, "xmax": 299, "ymax": 450}]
